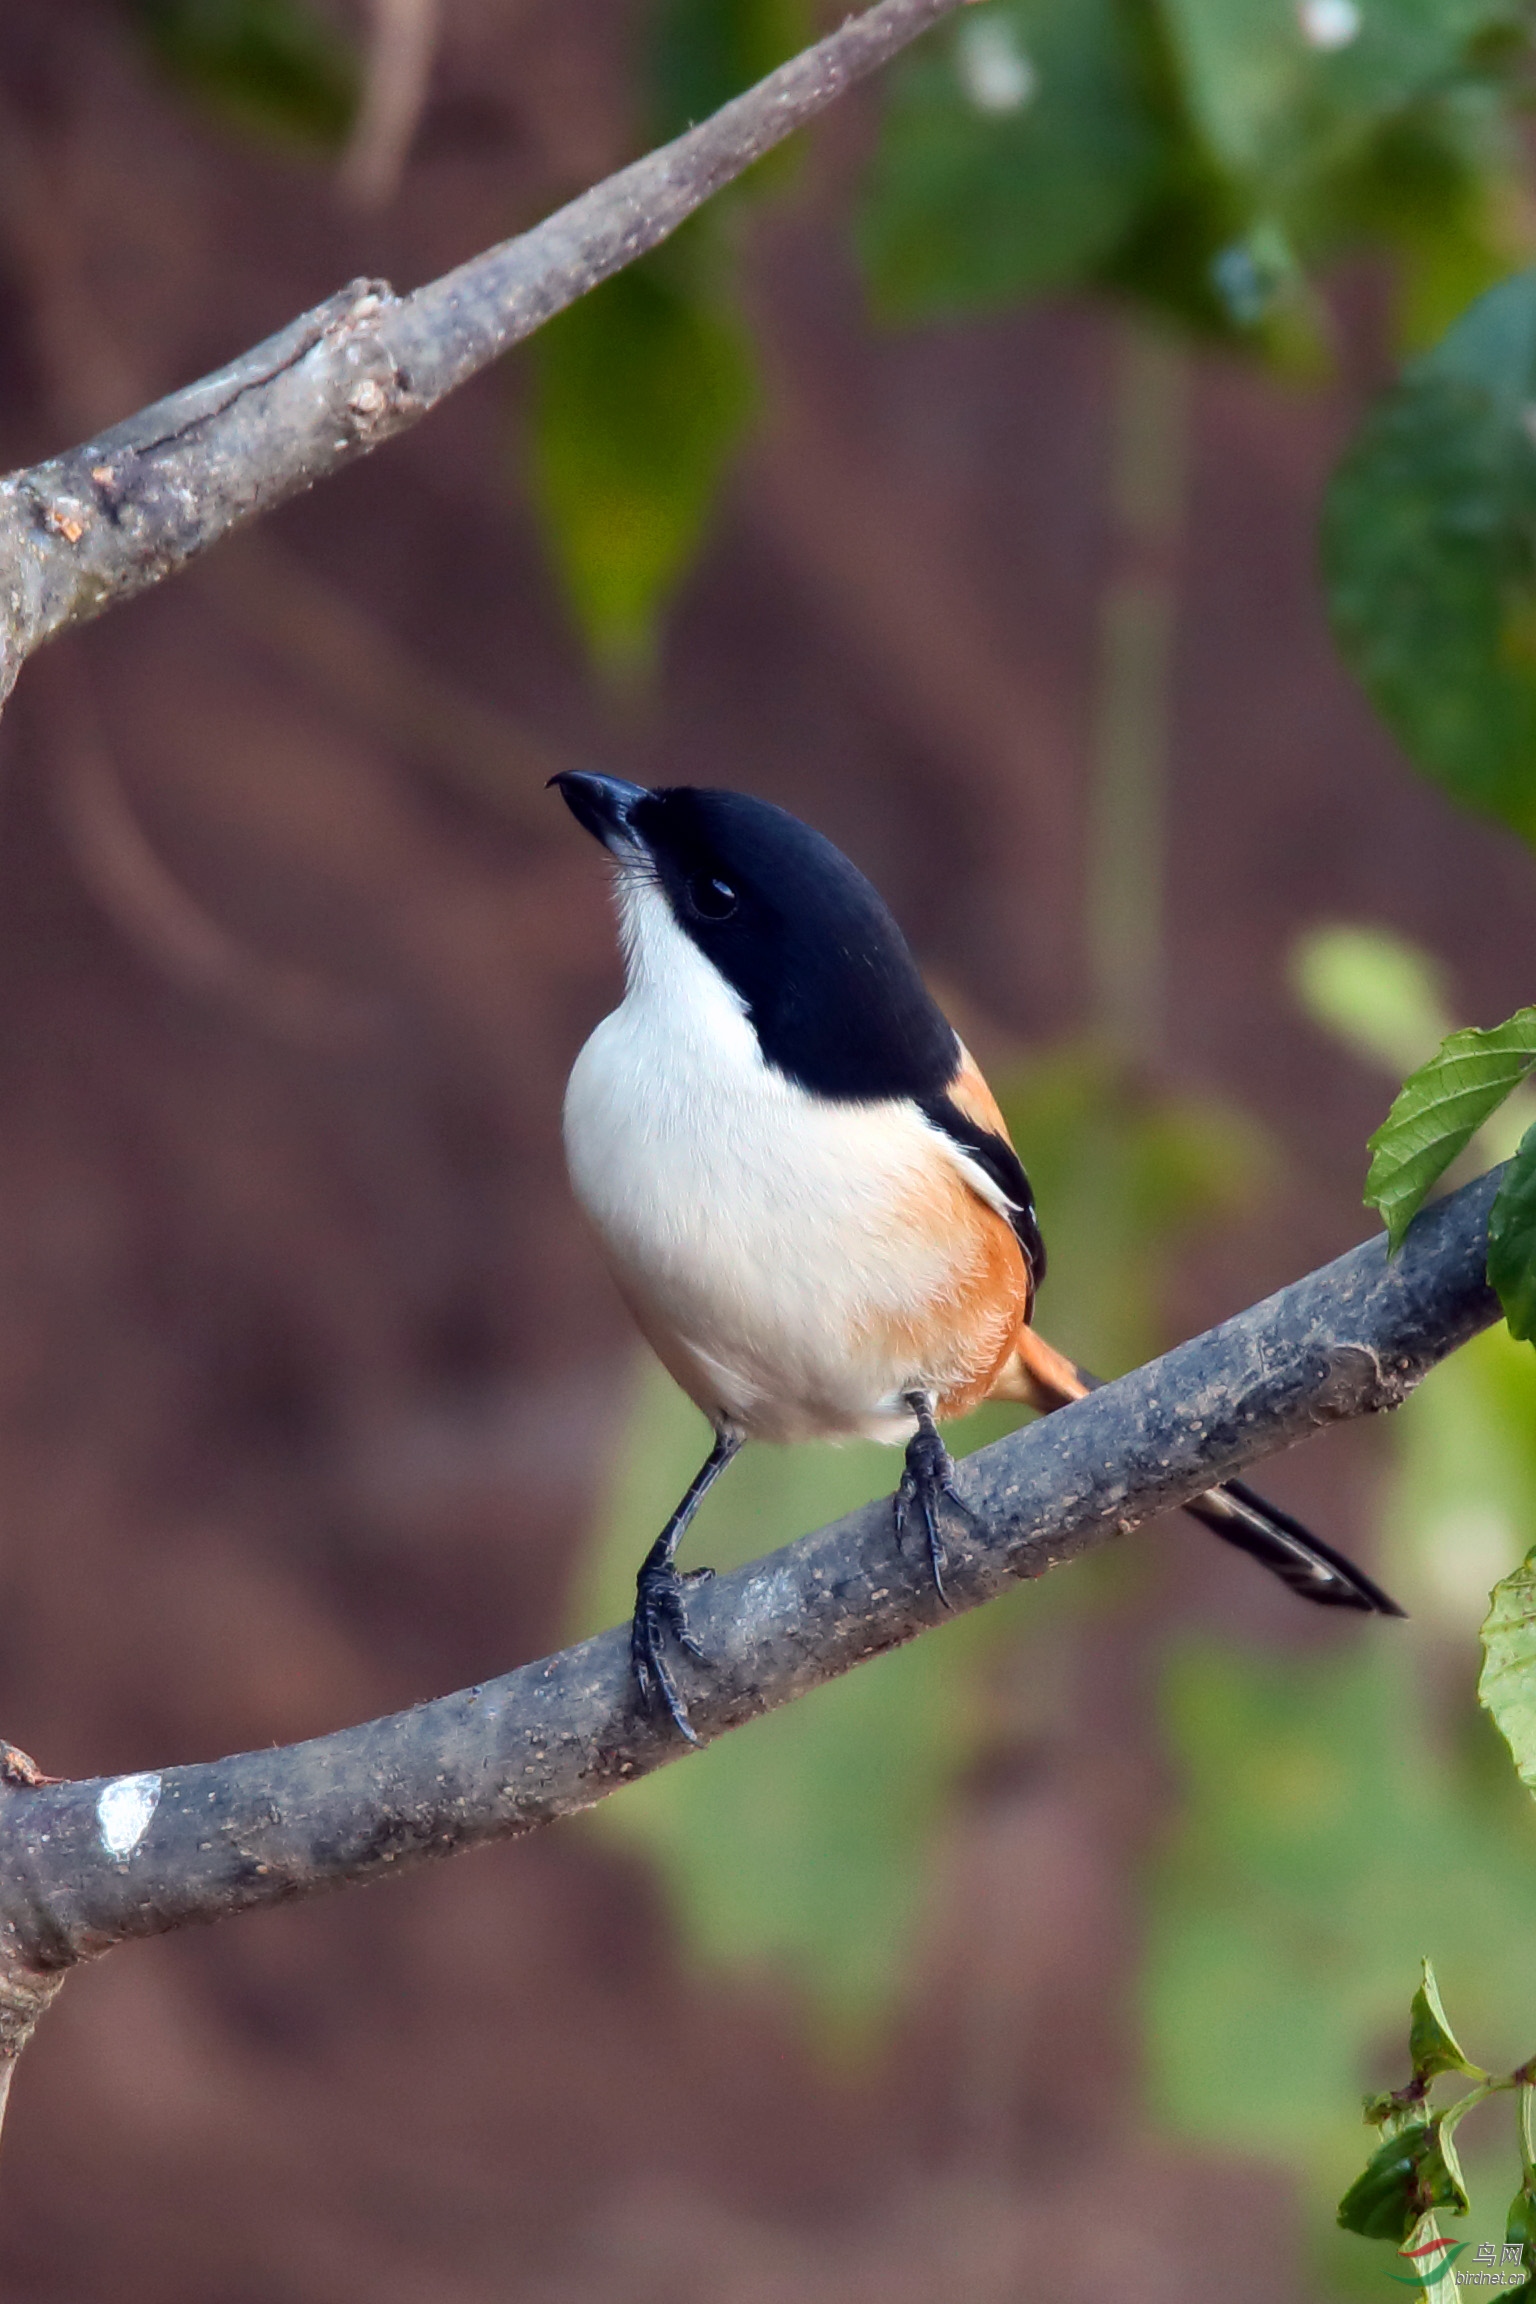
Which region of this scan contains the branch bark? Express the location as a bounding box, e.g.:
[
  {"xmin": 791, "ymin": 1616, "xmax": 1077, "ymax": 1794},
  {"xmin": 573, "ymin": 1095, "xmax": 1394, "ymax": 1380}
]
[
  {"xmin": 0, "ymin": 1168, "xmax": 1502, "ymax": 2075},
  {"xmin": 0, "ymin": 0, "xmax": 969, "ymax": 704}
]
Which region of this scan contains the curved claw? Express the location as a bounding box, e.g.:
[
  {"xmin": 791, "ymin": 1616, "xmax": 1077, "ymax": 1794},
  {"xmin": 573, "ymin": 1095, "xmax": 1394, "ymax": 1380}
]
[
  {"xmin": 895, "ymin": 1428, "xmax": 974, "ymax": 1610},
  {"xmin": 630, "ymin": 1563, "xmax": 713, "ymax": 1745}
]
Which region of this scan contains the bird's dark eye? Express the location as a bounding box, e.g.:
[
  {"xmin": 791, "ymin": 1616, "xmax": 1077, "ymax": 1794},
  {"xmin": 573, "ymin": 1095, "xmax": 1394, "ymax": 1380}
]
[{"xmin": 686, "ymin": 874, "xmax": 738, "ymax": 922}]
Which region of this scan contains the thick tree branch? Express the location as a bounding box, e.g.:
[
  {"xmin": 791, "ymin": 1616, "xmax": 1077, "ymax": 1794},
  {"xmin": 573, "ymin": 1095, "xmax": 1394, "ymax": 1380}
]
[
  {"xmin": 0, "ymin": 1167, "xmax": 1501, "ymax": 2072},
  {"xmin": 0, "ymin": 0, "xmax": 969, "ymax": 704}
]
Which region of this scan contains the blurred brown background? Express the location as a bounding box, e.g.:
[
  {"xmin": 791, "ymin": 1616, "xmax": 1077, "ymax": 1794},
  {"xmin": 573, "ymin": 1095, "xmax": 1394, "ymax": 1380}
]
[{"xmin": 0, "ymin": 3, "xmax": 1534, "ymax": 2297}]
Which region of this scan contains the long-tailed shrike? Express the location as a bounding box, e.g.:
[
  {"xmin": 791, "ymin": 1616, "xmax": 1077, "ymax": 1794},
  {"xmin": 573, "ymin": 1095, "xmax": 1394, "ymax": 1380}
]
[{"xmin": 555, "ymin": 774, "xmax": 1402, "ymax": 1741}]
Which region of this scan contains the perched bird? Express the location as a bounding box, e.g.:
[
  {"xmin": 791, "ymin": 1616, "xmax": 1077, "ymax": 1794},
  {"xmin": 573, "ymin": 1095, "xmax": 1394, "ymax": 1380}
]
[{"xmin": 555, "ymin": 773, "xmax": 1402, "ymax": 1741}]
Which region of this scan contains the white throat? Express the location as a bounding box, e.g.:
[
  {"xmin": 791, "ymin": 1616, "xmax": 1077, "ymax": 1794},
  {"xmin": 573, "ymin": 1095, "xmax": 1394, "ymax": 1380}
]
[{"xmin": 612, "ymin": 868, "xmax": 762, "ymax": 1074}]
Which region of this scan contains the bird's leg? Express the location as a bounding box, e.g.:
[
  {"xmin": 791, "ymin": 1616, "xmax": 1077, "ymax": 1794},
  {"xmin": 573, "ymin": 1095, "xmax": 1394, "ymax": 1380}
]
[
  {"xmin": 894, "ymin": 1390, "xmax": 973, "ymax": 1607},
  {"xmin": 632, "ymin": 1426, "xmax": 742, "ymax": 1746}
]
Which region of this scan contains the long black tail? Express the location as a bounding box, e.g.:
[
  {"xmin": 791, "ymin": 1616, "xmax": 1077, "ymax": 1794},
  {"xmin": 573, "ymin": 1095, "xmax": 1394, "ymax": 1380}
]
[
  {"xmin": 1181, "ymin": 1476, "xmax": 1404, "ymax": 1615},
  {"xmin": 1011, "ymin": 1330, "xmax": 1405, "ymax": 1618}
]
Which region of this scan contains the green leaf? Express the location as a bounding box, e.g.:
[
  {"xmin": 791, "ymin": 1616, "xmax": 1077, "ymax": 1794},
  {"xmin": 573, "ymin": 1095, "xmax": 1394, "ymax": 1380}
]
[
  {"xmin": 1494, "ymin": 2089, "xmax": 1536, "ymax": 2300},
  {"xmin": 526, "ymin": 240, "xmax": 756, "ymax": 675},
  {"xmin": 1480, "ymin": 1545, "xmax": 1536, "ymax": 1798},
  {"xmin": 1364, "ymin": 1008, "xmax": 1536, "ymax": 1250},
  {"xmin": 1324, "ymin": 270, "xmax": 1536, "ymax": 846},
  {"xmin": 1387, "ymin": 2212, "xmax": 1470, "ymax": 2296},
  {"xmin": 1337, "ymin": 2116, "xmax": 1471, "ymax": 2240},
  {"xmin": 1490, "ymin": 1123, "xmax": 1536, "ymax": 1339},
  {"xmin": 1505, "ymin": 2127, "xmax": 1536, "ymax": 2303},
  {"xmin": 129, "ymin": 0, "xmax": 358, "ymax": 148},
  {"xmin": 1412, "ymin": 1958, "xmax": 1486, "ymax": 2084},
  {"xmin": 1512, "ymin": 2172, "xmax": 1536, "ymax": 2249},
  {"xmin": 856, "ymin": 0, "xmax": 1162, "ymax": 320}
]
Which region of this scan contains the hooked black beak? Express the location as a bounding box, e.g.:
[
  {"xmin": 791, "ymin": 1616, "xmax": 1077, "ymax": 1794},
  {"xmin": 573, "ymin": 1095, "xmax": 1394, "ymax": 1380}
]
[{"xmin": 549, "ymin": 771, "xmax": 649, "ymax": 855}]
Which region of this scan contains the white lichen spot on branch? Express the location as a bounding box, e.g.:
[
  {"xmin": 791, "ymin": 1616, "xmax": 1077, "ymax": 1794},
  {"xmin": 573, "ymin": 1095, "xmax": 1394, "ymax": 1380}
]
[{"xmin": 96, "ymin": 1772, "xmax": 161, "ymax": 1860}]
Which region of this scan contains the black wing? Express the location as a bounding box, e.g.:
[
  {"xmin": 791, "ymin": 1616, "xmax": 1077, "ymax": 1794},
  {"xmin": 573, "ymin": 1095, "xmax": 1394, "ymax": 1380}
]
[{"xmin": 919, "ymin": 1092, "xmax": 1047, "ymax": 1299}]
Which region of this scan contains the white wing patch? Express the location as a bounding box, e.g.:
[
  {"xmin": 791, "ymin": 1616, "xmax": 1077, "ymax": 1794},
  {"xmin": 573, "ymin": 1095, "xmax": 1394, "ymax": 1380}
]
[{"xmin": 923, "ymin": 1124, "xmax": 1022, "ymax": 1224}]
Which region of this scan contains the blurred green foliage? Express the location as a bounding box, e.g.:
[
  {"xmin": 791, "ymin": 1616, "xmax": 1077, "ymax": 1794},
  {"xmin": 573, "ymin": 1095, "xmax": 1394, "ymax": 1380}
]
[
  {"xmin": 568, "ymin": 1355, "xmax": 1005, "ymax": 2040},
  {"xmin": 1150, "ymin": 1645, "xmax": 1536, "ymax": 2167},
  {"xmin": 1390, "ymin": 1323, "xmax": 1536, "ymax": 1627},
  {"xmin": 569, "ymin": 1041, "xmax": 1266, "ymax": 2037},
  {"xmin": 1291, "ymin": 923, "xmax": 1536, "ymax": 1167},
  {"xmin": 524, "ymin": 0, "xmax": 811, "ymax": 674},
  {"xmin": 521, "ymin": 0, "xmax": 1534, "ymax": 668},
  {"xmin": 1291, "ymin": 922, "xmax": 1456, "ymax": 1077},
  {"xmin": 1161, "ymin": 0, "xmax": 1528, "ymax": 354},
  {"xmin": 856, "ymin": 0, "xmax": 1163, "ymax": 321},
  {"xmin": 648, "ymin": 0, "xmax": 814, "ymax": 142},
  {"xmin": 1480, "ymin": 1545, "xmax": 1536, "ymax": 1796},
  {"xmin": 117, "ymin": 0, "xmax": 1536, "ymax": 676},
  {"xmin": 861, "ymin": 0, "xmax": 1530, "ymax": 350},
  {"xmin": 1326, "ymin": 272, "xmax": 1536, "ymax": 851},
  {"xmin": 126, "ymin": 0, "xmax": 357, "ymax": 147},
  {"xmin": 1139, "ymin": 935, "xmax": 1536, "ymax": 2295},
  {"xmin": 983, "ymin": 1043, "xmax": 1267, "ymax": 1373},
  {"xmin": 527, "ymin": 235, "xmax": 757, "ymax": 678},
  {"xmin": 1489, "ymin": 1124, "xmax": 1536, "ymax": 1340},
  {"xmin": 1148, "ymin": 1640, "xmax": 1536, "ymax": 2291},
  {"xmin": 1507, "ymin": 2105, "xmax": 1536, "ymax": 2303},
  {"xmin": 1150, "ymin": 1303, "xmax": 1536, "ymax": 2296}
]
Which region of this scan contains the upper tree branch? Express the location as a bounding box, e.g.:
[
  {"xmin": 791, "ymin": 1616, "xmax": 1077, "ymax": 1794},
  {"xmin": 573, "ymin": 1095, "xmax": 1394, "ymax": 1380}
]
[
  {"xmin": 0, "ymin": 1169, "xmax": 1500, "ymax": 2021},
  {"xmin": 0, "ymin": 0, "xmax": 969, "ymax": 704}
]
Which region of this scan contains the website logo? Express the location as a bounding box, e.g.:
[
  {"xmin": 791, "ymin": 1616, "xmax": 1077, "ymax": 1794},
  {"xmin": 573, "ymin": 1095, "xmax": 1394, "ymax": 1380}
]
[
  {"xmin": 1385, "ymin": 2236, "xmax": 1527, "ymax": 2288},
  {"xmin": 1386, "ymin": 2235, "xmax": 1468, "ymax": 2288}
]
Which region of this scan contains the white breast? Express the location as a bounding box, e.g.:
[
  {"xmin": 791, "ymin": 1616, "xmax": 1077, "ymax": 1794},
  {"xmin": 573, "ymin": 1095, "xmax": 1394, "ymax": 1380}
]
[{"xmin": 562, "ymin": 876, "xmax": 977, "ymax": 1443}]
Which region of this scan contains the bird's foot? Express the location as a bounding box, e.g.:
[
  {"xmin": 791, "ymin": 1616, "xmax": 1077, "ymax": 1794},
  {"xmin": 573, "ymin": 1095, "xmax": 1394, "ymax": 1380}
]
[
  {"xmin": 894, "ymin": 1426, "xmax": 973, "ymax": 1607},
  {"xmin": 631, "ymin": 1561, "xmax": 715, "ymax": 1746}
]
